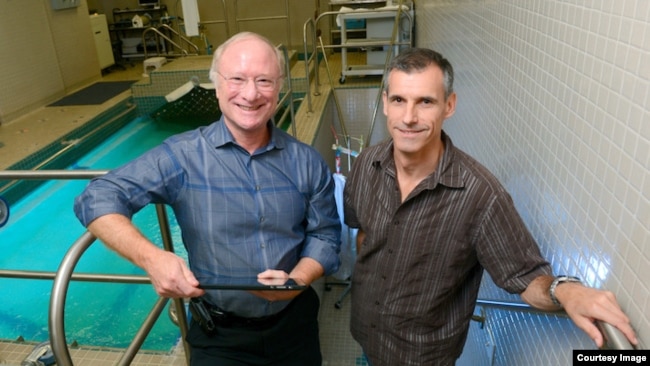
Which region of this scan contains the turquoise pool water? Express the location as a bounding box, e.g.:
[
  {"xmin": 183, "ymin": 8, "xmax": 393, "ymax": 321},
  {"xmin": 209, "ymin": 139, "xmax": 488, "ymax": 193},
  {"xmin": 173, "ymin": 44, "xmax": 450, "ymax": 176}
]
[{"xmin": 0, "ymin": 117, "xmax": 195, "ymax": 351}]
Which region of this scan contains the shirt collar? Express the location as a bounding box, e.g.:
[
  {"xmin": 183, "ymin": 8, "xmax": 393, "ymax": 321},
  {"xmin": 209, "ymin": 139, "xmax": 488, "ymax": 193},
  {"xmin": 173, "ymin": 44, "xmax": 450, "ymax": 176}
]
[
  {"xmin": 435, "ymin": 131, "xmax": 465, "ymax": 189},
  {"xmin": 372, "ymin": 131, "xmax": 465, "ymax": 190},
  {"xmin": 206, "ymin": 116, "xmax": 286, "ymax": 153}
]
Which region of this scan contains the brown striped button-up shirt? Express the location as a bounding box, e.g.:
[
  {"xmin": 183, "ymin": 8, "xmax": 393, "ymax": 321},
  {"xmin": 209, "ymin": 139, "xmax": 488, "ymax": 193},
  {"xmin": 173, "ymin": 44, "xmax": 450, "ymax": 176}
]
[{"xmin": 343, "ymin": 132, "xmax": 551, "ymax": 365}]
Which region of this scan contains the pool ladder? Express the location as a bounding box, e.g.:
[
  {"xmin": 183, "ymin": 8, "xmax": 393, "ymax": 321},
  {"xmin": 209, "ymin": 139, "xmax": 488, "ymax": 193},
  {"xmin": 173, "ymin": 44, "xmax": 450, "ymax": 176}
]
[
  {"xmin": 50, "ymin": 199, "xmax": 191, "ymax": 366},
  {"xmin": 0, "ymin": 169, "xmax": 192, "ymax": 365}
]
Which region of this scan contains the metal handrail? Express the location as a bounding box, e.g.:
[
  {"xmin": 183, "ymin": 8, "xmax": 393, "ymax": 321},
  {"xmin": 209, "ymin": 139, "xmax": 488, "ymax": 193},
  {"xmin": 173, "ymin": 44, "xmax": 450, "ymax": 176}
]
[
  {"xmin": 474, "ymin": 298, "xmax": 636, "ymax": 350},
  {"xmin": 0, "ymin": 170, "xmax": 109, "ymax": 180},
  {"xmin": 0, "ymin": 170, "xmax": 191, "ymax": 365},
  {"xmin": 317, "ymin": 36, "xmax": 349, "ymax": 147},
  {"xmin": 49, "ymin": 205, "xmax": 190, "ymax": 366},
  {"xmin": 142, "ymin": 25, "xmax": 200, "ymax": 59},
  {"xmin": 0, "ymin": 168, "xmax": 638, "ymax": 364},
  {"xmin": 0, "ymin": 268, "xmax": 149, "ymax": 284},
  {"xmin": 276, "ymin": 44, "xmax": 297, "ymax": 137},
  {"xmin": 367, "ymin": 0, "xmax": 408, "ymax": 148},
  {"xmin": 159, "ymin": 24, "xmax": 201, "ymax": 55},
  {"xmin": 301, "ymin": 5, "xmax": 413, "ymax": 145},
  {"xmin": 302, "ymin": 17, "xmax": 319, "ymax": 112},
  {"xmin": 306, "ymin": 8, "xmax": 414, "ymax": 84}
]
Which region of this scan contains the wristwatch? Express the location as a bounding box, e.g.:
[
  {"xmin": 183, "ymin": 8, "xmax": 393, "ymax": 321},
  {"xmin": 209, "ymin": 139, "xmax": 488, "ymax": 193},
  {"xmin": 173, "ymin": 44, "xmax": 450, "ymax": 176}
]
[{"xmin": 549, "ymin": 275, "xmax": 582, "ymax": 307}]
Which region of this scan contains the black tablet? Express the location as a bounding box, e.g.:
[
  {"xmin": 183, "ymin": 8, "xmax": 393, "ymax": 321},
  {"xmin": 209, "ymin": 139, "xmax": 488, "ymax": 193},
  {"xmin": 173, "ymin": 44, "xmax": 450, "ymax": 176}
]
[{"xmin": 198, "ymin": 276, "xmax": 307, "ymax": 290}]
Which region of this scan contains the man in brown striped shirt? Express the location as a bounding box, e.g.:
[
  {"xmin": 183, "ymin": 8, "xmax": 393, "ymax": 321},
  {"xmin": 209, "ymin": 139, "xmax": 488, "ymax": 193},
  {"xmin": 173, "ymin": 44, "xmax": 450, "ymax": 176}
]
[{"xmin": 343, "ymin": 48, "xmax": 637, "ymax": 365}]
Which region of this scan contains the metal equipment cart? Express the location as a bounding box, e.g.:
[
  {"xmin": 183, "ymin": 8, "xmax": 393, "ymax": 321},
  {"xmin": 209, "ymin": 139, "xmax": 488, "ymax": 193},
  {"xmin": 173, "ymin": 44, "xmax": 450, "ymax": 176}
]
[{"xmin": 338, "ymin": 7, "xmax": 413, "ymax": 83}]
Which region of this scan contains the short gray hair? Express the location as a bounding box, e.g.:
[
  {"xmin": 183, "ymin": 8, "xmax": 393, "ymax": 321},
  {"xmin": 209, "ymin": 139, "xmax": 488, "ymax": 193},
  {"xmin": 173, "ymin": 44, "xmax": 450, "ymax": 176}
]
[{"xmin": 385, "ymin": 48, "xmax": 454, "ymax": 99}]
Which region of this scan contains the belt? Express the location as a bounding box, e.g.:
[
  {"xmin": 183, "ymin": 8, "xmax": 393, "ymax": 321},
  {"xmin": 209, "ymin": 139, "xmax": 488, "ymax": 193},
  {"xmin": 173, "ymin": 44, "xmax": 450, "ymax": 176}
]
[{"xmin": 205, "ymin": 302, "xmax": 284, "ymax": 329}]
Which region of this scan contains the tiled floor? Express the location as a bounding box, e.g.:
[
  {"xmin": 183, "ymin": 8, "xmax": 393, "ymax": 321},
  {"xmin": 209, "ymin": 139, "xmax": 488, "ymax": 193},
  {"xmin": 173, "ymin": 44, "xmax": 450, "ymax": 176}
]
[{"xmin": 0, "ymin": 51, "xmax": 380, "ymax": 365}]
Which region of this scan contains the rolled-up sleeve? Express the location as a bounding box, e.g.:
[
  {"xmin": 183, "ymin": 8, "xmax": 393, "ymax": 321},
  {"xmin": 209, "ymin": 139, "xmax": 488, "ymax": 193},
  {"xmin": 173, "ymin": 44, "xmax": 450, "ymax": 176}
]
[{"xmin": 74, "ymin": 143, "xmax": 183, "ymax": 227}]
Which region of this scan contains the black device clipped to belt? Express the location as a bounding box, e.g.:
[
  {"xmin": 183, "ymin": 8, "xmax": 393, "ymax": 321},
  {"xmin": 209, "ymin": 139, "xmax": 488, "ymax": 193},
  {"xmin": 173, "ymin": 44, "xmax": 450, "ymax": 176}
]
[
  {"xmin": 189, "ymin": 295, "xmax": 292, "ymax": 336},
  {"xmin": 188, "ymin": 297, "xmax": 217, "ymax": 336}
]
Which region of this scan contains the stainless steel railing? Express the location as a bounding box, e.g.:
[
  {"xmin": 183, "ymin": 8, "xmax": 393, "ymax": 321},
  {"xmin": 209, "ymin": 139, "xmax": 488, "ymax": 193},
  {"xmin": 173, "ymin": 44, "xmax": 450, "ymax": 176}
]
[
  {"xmin": 0, "ymin": 169, "xmax": 637, "ymax": 364},
  {"xmin": 142, "ymin": 24, "xmax": 200, "ymax": 59},
  {"xmin": 300, "ymin": 4, "xmax": 413, "ymax": 150},
  {"xmin": 0, "ymin": 170, "xmax": 191, "ymax": 366},
  {"xmin": 301, "ymin": 5, "xmax": 413, "ymax": 112},
  {"xmin": 276, "ymin": 44, "xmax": 297, "ymax": 137},
  {"xmin": 473, "ymin": 298, "xmax": 636, "ymax": 350}
]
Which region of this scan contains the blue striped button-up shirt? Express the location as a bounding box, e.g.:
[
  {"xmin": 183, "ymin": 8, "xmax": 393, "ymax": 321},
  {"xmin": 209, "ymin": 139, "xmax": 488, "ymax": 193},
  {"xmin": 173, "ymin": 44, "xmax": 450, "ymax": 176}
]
[{"xmin": 74, "ymin": 118, "xmax": 341, "ymax": 317}]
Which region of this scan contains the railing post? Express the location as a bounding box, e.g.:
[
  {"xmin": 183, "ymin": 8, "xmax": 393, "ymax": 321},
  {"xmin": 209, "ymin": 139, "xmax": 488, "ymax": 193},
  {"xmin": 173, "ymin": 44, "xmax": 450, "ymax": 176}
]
[
  {"xmin": 1, "ymin": 171, "xmax": 191, "ymax": 365},
  {"xmin": 156, "ymin": 204, "xmax": 192, "ymax": 365},
  {"xmin": 49, "ymin": 231, "xmax": 96, "ymax": 366}
]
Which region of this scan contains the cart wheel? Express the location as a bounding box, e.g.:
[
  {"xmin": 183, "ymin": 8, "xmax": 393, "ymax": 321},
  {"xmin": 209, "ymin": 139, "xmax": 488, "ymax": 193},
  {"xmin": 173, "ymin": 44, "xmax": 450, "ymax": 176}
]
[
  {"xmin": 334, "ymin": 301, "xmax": 342, "ymax": 309},
  {"xmin": 339, "ymin": 76, "xmax": 346, "ymax": 84},
  {"xmin": 325, "ymin": 284, "xmax": 332, "ymax": 291}
]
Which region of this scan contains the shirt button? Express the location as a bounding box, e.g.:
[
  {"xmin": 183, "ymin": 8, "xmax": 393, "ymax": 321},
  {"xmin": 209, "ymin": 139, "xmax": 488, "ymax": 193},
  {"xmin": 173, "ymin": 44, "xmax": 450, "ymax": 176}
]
[
  {"xmin": 374, "ymin": 300, "xmax": 380, "ymax": 305},
  {"xmin": 260, "ymin": 216, "xmax": 265, "ymax": 222},
  {"xmin": 256, "ymin": 185, "xmax": 261, "ymax": 191},
  {"xmin": 393, "ymin": 220, "xmax": 399, "ymax": 225},
  {"xmin": 260, "ymin": 243, "xmax": 266, "ymax": 248}
]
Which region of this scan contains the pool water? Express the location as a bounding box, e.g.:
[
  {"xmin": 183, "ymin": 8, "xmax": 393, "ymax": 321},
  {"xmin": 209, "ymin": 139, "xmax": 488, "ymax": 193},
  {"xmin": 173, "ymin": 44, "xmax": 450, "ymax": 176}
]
[{"xmin": 0, "ymin": 117, "xmax": 195, "ymax": 351}]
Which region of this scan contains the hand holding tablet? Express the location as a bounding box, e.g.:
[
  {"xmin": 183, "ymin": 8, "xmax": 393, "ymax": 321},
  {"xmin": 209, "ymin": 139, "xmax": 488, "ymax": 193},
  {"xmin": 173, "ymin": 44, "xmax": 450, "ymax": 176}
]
[{"xmin": 197, "ymin": 275, "xmax": 307, "ymax": 290}]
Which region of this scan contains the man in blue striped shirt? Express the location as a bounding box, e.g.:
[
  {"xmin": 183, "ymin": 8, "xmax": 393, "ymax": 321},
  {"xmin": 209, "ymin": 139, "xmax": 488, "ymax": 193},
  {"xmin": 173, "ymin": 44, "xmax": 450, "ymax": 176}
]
[{"xmin": 74, "ymin": 32, "xmax": 341, "ymax": 365}]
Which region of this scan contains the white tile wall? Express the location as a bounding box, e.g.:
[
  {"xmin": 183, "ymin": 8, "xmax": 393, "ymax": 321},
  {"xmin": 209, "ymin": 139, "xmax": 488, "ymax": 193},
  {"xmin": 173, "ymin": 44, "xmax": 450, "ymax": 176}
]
[{"xmin": 415, "ymin": 0, "xmax": 648, "ymax": 363}]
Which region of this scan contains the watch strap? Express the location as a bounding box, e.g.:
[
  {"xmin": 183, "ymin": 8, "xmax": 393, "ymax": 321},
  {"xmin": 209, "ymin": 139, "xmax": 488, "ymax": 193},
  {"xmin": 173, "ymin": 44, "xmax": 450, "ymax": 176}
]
[{"xmin": 549, "ymin": 275, "xmax": 582, "ymax": 307}]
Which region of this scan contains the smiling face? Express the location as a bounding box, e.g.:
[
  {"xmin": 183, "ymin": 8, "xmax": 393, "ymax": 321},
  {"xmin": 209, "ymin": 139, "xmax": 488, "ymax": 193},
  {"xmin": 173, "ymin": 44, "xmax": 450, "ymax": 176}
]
[
  {"xmin": 383, "ymin": 64, "xmax": 456, "ymax": 161},
  {"xmin": 214, "ymin": 36, "xmax": 282, "ymax": 140}
]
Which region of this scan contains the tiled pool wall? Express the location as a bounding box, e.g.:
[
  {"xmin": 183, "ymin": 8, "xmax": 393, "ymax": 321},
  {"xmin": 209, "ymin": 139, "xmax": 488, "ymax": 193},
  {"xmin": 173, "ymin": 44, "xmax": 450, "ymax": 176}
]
[{"xmin": 0, "ymin": 99, "xmax": 137, "ymax": 205}]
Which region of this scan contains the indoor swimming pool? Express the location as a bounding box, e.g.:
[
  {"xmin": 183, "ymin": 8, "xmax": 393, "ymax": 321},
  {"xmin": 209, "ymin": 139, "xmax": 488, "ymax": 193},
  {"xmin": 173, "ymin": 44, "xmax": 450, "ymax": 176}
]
[{"xmin": 0, "ymin": 117, "xmax": 198, "ymax": 351}]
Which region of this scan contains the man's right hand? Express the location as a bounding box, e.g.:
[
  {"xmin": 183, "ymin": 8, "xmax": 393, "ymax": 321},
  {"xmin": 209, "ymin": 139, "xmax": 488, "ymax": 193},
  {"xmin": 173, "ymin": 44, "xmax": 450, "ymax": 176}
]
[
  {"xmin": 87, "ymin": 214, "xmax": 204, "ymax": 299},
  {"xmin": 143, "ymin": 249, "xmax": 205, "ymax": 298}
]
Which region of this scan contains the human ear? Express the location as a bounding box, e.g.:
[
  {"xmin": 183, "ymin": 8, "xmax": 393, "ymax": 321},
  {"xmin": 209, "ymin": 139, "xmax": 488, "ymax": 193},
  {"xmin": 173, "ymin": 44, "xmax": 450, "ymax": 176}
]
[{"xmin": 444, "ymin": 92, "xmax": 457, "ymax": 119}]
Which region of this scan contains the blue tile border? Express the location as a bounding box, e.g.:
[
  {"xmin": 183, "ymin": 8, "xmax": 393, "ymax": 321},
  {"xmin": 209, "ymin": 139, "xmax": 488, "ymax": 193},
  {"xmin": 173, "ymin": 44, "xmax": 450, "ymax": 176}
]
[{"xmin": 0, "ymin": 99, "xmax": 137, "ymax": 205}]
